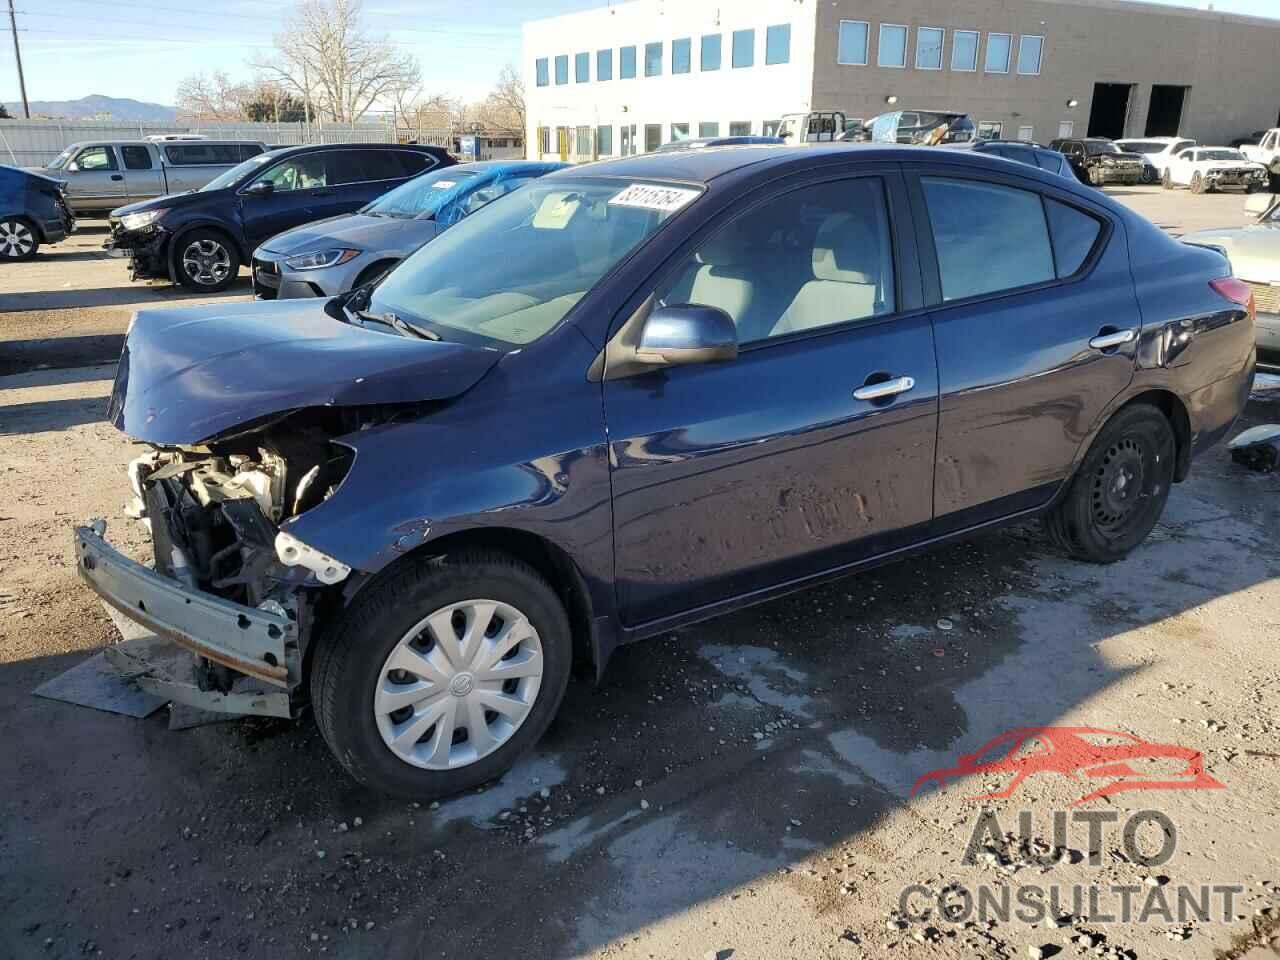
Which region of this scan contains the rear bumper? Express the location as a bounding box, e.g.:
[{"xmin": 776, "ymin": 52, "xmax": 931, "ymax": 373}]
[{"xmin": 73, "ymin": 521, "xmax": 297, "ymax": 690}]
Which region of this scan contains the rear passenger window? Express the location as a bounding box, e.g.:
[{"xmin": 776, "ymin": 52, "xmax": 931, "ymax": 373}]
[
  {"xmin": 922, "ymin": 177, "xmax": 1054, "ymax": 301},
  {"xmin": 359, "ymin": 151, "xmax": 406, "ymax": 182},
  {"xmin": 332, "ymin": 150, "xmax": 407, "ymax": 185},
  {"xmin": 1044, "ymin": 198, "xmax": 1102, "ymax": 277},
  {"xmin": 394, "ymin": 152, "xmax": 435, "ymax": 177},
  {"xmin": 656, "ymin": 178, "xmax": 896, "ymax": 345},
  {"xmin": 164, "ymin": 144, "xmax": 241, "ymax": 165},
  {"xmin": 121, "ymin": 146, "xmax": 152, "ymax": 170}
]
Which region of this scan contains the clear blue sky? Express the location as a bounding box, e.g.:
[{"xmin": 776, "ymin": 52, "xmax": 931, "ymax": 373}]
[{"xmin": 3, "ymin": 0, "xmax": 1277, "ymax": 108}]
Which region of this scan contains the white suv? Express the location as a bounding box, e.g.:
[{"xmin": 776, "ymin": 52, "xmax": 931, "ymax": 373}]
[{"xmin": 1115, "ymin": 137, "xmax": 1197, "ymax": 183}]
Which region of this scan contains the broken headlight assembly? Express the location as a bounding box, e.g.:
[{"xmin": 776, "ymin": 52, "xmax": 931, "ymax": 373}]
[
  {"xmin": 285, "ymin": 248, "xmax": 362, "ymax": 271},
  {"xmin": 118, "ymin": 209, "xmax": 166, "ymax": 231}
]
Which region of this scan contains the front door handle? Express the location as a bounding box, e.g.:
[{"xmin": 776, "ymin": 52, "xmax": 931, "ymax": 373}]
[
  {"xmin": 1089, "ymin": 328, "xmax": 1137, "ymax": 350},
  {"xmin": 853, "ymin": 375, "xmax": 915, "ymax": 401},
  {"xmin": 310, "ymin": 189, "xmax": 334, "ymax": 197},
  {"xmin": 110, "ymin": 174, "xmax": 123, "ymax": 181}
]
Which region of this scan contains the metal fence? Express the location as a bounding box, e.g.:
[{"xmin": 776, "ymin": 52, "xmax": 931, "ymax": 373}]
[{"xmin": 0, "ymin": 118, "xmax": 404, "ymax": 167}]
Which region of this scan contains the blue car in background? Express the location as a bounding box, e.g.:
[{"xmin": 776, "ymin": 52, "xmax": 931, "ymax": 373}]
[
  {"xmin": 1, "ymin": 163, "xmax": 74, "ymax": 260},
  {"xmin": 252, "ymin": 160, "xmax": 569, "ymax": 299},
  {"xmin": 76, "ymin": 145, "xmax": 1254, "ymax": 799}
]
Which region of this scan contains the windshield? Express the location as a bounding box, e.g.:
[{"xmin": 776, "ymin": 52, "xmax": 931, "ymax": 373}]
[
  {"xmin": 1085, "ymin": 141, "xmax": 1120, "ymax": 155},
  {"xmin": 45, "ymin": 147, "xmax": 76, "ymax": 170},
  {"xmin": 1200, "ymin": 149, "xmax": 1245, "ymax": 161},
  {"xmin": 199, "ymin": 152, "xmax": 276, "ymax": 192},
  {"xmin": 365, "ymin": 167, "xmax": 480, "ymax": 218},
  {"xmin": 370, "ymin": 178, "xmax": 698, "ymax": 346},
  {"xmin": 1118, "ymin": 141, "xmax": 1164, "ymax": 154}
]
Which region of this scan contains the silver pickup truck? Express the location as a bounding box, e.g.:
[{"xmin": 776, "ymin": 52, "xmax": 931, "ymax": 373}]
[{"xmin": 38, "ymin": 139, "xmax": 268, "ymax": 214}]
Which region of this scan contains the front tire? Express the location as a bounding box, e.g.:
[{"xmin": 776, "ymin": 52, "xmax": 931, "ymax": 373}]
[
  {"xmin": 1043, "ymin": 404, "xmax": 1175, "ymax": 564},
  {"xmin": 174, "ymin": 228, "xmax": 240, "ymax": 292},
  {"xmin": 1190, "ymin": 172, "xmax": 1204, "ymax": 194},
  {"xmin": 310, "ymin": 550, "xmax": 573, "ymax": 798},
  {"xmin": 1161, "ymin": 169, "xmax": 1172, "ymax": 189},
  {"xmin": 0, "ymin": 217, "xmax": 38, "ymax": 260}
]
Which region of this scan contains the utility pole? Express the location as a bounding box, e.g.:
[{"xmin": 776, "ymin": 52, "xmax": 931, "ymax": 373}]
[{"xmin": 7, "ymin": 0, "xmax": 30, "ymax": 118}]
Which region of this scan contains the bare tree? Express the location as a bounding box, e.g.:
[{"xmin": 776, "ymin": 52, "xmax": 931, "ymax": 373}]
[
  {"xmin": 175, "ymin": 71, "xmax": 245, "ymax": 121},
  {"xmin": 252, "ymin": 0, "xmax": 420, "ymax": 125},
  {"xmin": 477, "ymin": 63, "xmax": 525, "ymax": 137}
]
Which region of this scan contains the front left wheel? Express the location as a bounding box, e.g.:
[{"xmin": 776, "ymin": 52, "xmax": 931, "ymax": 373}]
[
  {"xmin": 1042, "ymin": 404, "xmax": 1175, "ymax": 564},
  {"xmin": 310, "ymin": 550, "xmax": 573, "ymax": 798},
  {"xmin": 0, "ymin": 217, "xmax": 38, "ymax": 261},
  {"xmin": 174, "ymin": 229, "xmax": 240, "ymax": 292}
]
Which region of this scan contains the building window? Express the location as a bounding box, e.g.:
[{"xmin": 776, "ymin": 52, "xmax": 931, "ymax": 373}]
[
  {"xmin": 699, "ymin": 121, "xmax": 720, "ymax": 137},
  {"xmin": 575, "ymin": 125, "xmax": 592, "ymax": 155},
  {"xmin": 644, "ymin": 124, "xmax": 662, "ymax": 152},
  {"xmin": 729, "ymin": 121, "xmax": 751, "ymax": 136},
  {"xmin": 597, "ymin": 49, "xmax": 612, "ymax": 81},
  {"xmin": 1058, "ymin": 120, "xmax": 1074, "ymax": 138},
  {"xmin": 1017, "ymin": 124, "xmax": 1034, "ymax": 142},
  {"xmin": 538, "ymin": 126, "xmax": 550, "ymax": 154},
  {"xmin": 978, "ymin": 121, "xmax": 1003, "ymax": 140},
  {"xmin": 985, "ymin": 33, "xmax": 1012, "ymax": 73},
  {"xmin": 645, "ymin": 41, "xmax": 663, "ymax": 76},
  {"xmin": 597, "ymin": 125, "xmax": 613, "ymax": 155},
  {"xmin": 554, "ymin": 55, "xmax": 569, "ymax": 85},
  {"xmin": 837, "ymin": 20, "xmax": 869, "ymax": 65},
  {"xmin": 763, "ymin": 119, "xmax": 780, "ymax": 136},
  {"xmin": 671, "ymin": 122, "xmax": 690, "ymax": 141},
  {"xmin": 765, "ymin": 24, "xmax": 790, "ymax": 65},
  {"xmin": 878, "ymin": 24, "xmax": 908, "ymax": 68},
  {"xmin": 620, "ymin": 45, "xmax": 636, "ymax": 79},
  {"xmin": 1017, "ymin": 35, "xmax": 1043, "ymax": 75},
  {"xmin": 575, "ymin": 52, "xmax": 589, "ymax": 83},
  {"xmin": 915, "ymin": 27, "xmax": 944, "ymax": 69},
  {"xmin": 951, "ymin": 30, "xmax": 978, "ymax": 71},
  {"xmin": 701, "ymin": 34, "xmax": 721, "ymax": 70},
  {"xmin": 535, "ymin": 58, "xmax": 549, "ymax": 87},
  {"xmin": 672, "ymin": 37, "xmax": 691, "ymax": 74},
  {"xmin": 732, "ymin": 29, "xmax": 754, "ymax": 68}
]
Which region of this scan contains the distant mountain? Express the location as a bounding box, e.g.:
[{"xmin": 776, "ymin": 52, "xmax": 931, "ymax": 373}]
[{"xmin": 3, "ymin": 95, "xmax": 177, "ymax": 122}]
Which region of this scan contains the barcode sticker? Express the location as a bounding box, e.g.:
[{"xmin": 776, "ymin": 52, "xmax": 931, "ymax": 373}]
[{"xmin": 608, "ymin": 183, "xmax": 700, "ymax": 213}]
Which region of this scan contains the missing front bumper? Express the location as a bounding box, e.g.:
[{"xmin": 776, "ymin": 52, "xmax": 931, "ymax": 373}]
[{"xmin": 74, "ymin": 521, "xmax": 299, "ymax": 691}]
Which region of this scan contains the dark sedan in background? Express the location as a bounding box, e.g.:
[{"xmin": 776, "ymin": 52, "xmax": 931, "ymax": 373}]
[
  {"xmin": 77, "ymin": 145, "xmax": 1254, "ymax": 799},
  {"xmin": 105, "ymin": 143, "xmax": 453, "ymax": 291},
  {"xmin": 0, "ymin": 163, "xmax": 74, "ymax": 260},
  {"xmin": 252, "ymin": 160, "xmax": 567, "ymax": 299}
]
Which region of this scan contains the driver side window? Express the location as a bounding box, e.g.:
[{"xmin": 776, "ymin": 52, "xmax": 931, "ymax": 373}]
[
  {"xmin": 75, "ymin": 146, "xmax": 118, "ymax": 171},
  {"xmin": 654, "ymin": 178, "xmax": 896, "ymax": 345},
  {"xmin": 256, "ymin": 155, "xmax": 329, "ymax": 192}
]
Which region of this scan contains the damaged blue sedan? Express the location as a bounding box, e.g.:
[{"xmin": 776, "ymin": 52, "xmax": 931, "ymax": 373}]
[{"xmin": 75, "ymin": 145, "xmax": 1255, "ymax": 798}]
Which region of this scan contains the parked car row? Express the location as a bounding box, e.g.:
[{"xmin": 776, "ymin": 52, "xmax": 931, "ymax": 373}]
[{"xmin": 75, "ymin": 142, "xmax": 1255, "ymax": 798}]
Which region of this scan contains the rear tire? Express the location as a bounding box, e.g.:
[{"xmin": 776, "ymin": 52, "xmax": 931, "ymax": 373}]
[
  {"xmin": 1043, "ymin": 404, "xmax": 1175, "ymax": 564},
  {"xmin": 1161, "ymin": 169, "xmax": 1172, "ymax": 189},
  {"xmin": 310, "ymin": 549, "xmax": 573, "ymax": 799},
  {"xmin": 0, "ymin": 216, "xmax": 39, "ymax": 260},
  {"xmin": 174, "ymin": 228, "xmax": 240, "ymax": 292}
]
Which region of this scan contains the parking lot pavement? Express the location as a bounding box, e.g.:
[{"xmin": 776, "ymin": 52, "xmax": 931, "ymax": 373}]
[{"xmin": 1, "ymin": 187, "xmax": 1278, "ymax": 960}]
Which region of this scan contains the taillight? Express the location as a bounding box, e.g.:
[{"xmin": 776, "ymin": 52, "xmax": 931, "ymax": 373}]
[{"xmin": 1210, "ymin": 276, "xmax": 1255, "ymax": 322}]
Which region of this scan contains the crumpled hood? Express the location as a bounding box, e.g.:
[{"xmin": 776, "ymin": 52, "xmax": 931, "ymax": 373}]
[
  {"xmin": 1181, "ymin": 225, "xmax": 1280, "ymax": 284},
  {"xmin": 258, "ymin": 213, "xmax": 438, "ymax": 257},
  {"xmin": 108, "ymin": 299, "xmax": 501, "ymax": 445}
]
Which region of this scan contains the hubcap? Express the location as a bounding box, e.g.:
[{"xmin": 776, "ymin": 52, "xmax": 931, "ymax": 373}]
[
  {"xmin": 374, "ymin": 599, "xmax": 543, "ymax": 770},
  {"xmin": 1091, "ymin": 438, "xmax": 1147, "ymax": 531},
  {"xmin": 182, "ymin": 239, "xmax": 231, "ymax": 285},
  {"xmin": 0, "ymin": 219, "xmax": 34, "ymax": 258}
]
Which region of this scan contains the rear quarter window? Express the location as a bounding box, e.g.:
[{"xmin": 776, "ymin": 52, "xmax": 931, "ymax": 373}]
[
  {"xmin": 1044, "ymin": 199, "xmax": 1103, "ymax": 276},
  {"xmin": 922, "ymin": 176, "xmax": 1055, "ymax": 301}
]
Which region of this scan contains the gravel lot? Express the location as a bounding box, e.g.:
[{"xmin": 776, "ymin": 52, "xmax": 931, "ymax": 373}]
[{"xmin": 2, "ymin": 187, "xmax": 1278, "ymax": 960}]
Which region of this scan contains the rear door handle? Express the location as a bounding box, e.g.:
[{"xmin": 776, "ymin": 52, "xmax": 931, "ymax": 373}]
[
  {"xmin": 1089, "ymin": 328, "xmax": 1137, "ymax": 350},
  {"xmin": 110, "ymin": 174, "xmax": 123, "ymax": 181},
  {"xmin": 853, "ymin": 376, "xmax": 915, "ymax": 401}
]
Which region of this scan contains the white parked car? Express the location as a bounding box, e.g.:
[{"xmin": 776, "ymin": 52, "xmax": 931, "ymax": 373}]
[
  {"xmin": 1162, "ymin": 146, "xmax": 1268, "ymax": 193},
  {"xmin": 1115, "ymin": 137, "xmax": 1196, "ymax": 183},
  {"xmin": 1240, "ymin": 128, "xmax": 1280, "ymax": 189}
]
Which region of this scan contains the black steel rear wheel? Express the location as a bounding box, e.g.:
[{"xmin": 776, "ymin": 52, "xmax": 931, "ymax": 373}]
[{"xmin": 1043, "ymin": 404, "xmax": 1175, "ymax": 563}]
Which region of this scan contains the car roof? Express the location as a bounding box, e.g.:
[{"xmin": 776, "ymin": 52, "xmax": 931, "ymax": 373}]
[
  {"xmin": 261, "ymin": 142, "xmax": 449, "ymax": 158},
  {"xmin": 550, "ymin": 143, "xmax": 1092, "ymax": 187},
  {"xmin": 1116, "ymin": 136, "xmax": 1191, "ymax": 143},
  {"xmin": 63, "ymin": 138, "xmax": 265, "ymax": 148}
]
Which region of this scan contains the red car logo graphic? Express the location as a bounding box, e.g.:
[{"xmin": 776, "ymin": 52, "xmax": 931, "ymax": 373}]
[{"xmin": 911, "ymin": 726, "xmax": 1225, "ymax": 806}]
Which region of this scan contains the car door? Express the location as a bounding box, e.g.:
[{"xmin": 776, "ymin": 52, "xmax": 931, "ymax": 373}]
[
  {"xmin": 907, "ymin": 166, "xmax": 1138, "ymax": 530},
  {"xmin": 603, "ymin": 171, "xmax": 939, "ymax": 626},
  {"xmin": 239, "ymin": 153, "xmax": 334, "ymax": 250},
  {"xmin": 119, "ymin": 144, "xmax": 163, "ymax": 202},
  {"xmin": 1170, "ymin": 149, "xmax": 1195, "ymax": 185},
  {"xmin": 68, "ymin": 145, "xmax": 127, "ymax": 208}
]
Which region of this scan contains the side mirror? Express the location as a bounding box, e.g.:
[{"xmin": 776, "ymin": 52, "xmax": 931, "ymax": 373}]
[
  {"xmin": 244, "ymin": 180, "xmax": 274, "ymax": 197},
  {"xmin": 636, "ymin": 304, "xmax": 738, "ymax": 366}
]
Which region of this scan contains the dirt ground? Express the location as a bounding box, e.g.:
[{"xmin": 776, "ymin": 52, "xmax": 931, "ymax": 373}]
[{"xmin": 2, "ymin": 189, "xmax": 1278, "ymax": 960}]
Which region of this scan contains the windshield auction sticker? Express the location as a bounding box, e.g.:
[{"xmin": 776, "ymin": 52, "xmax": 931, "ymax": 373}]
[{"xmin": 608, "ymin": 183, "xmax": 700, "ymax": 213}]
